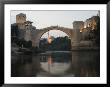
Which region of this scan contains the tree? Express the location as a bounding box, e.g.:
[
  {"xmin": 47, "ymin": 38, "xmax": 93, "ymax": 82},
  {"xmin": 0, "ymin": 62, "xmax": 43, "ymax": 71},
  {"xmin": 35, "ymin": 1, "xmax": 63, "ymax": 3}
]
[{"xmin": 39, "ymin": 36, "xmax": 71, "ymax": 51}]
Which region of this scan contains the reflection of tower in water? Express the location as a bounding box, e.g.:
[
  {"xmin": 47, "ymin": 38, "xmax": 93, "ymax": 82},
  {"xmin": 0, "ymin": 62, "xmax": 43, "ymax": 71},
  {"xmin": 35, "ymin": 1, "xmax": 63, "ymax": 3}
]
[{"xmin": 48, "ymin": 56, "xmax": 53, "ymax": 73}]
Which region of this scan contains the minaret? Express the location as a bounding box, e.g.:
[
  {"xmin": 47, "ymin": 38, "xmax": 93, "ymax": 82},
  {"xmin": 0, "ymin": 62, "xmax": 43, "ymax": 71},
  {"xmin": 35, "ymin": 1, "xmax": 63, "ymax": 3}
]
[{"xmin": 47, "ymin": 31, "xmax": 52, "ymax": 44}]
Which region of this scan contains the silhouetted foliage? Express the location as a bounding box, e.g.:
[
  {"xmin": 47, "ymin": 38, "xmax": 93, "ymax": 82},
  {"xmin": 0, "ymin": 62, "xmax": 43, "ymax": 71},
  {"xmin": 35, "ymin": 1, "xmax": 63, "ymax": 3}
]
[
  {"xmin": 11, "ymin": 24, "xmax": 19, "ymax": 43},
  {"xmin": 39, "ymin": 36, "xmax": 71, "ymax": 51}
]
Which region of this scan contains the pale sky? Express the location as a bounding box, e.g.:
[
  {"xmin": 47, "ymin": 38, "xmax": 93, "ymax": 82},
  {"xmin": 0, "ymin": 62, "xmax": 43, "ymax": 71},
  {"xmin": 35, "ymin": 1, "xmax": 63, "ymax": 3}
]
[{"xmin": 11, "ymin": 10, "xmax": 99, "ymax": 38}]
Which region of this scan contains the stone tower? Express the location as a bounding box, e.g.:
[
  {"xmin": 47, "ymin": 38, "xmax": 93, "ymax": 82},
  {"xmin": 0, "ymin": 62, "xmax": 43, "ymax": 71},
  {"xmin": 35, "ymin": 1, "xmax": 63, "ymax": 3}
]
[
  {"xmin": 71, "ymin": 21, "xmax": 84, "ymax": 48},
  {"xmin": 16, "ymin": 13, "xmax": 26, "ymax": 24},
  {"xmin": 16, "ymin": 13, "xmax": 26, "ymax": 29}
]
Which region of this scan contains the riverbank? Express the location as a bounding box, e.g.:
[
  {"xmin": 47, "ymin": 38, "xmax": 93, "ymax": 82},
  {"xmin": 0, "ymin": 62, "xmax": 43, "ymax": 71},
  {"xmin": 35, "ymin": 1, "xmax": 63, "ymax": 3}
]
[
  {"xmin": 71, "ymin": 47, "xmax": 100, "ymax": 51},
  {"xmin": 11, "ymin": 46, "xmax": 100, "ymax": 56}
]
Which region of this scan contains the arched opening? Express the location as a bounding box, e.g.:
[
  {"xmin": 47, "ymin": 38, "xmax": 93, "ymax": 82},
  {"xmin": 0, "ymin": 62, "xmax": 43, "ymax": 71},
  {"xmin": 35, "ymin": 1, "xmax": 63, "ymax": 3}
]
[
  {"xmin": 38, "ymin": 30, "xmax": 72, "ymax": 75},
  {"xmin": 39, "ymin": 30, "xmax": 71, "ymax": 51}
]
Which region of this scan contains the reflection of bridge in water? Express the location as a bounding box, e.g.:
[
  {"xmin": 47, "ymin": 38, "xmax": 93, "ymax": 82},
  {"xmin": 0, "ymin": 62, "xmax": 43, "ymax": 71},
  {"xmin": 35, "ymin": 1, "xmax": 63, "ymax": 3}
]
[
  {"xmin": 38, "ymin": 52, "xmax": 71, "ymax": 75},
  {"xmin": 39, "ymin": 51, "xmax": 71, "ymax": 62},
  {"xmin": 37, "ymin": 51, "xmax": 99, "ymax": 76},
  {"xmin": 11, "ymin": 51, "xmax": 100, "ymax": 77}
]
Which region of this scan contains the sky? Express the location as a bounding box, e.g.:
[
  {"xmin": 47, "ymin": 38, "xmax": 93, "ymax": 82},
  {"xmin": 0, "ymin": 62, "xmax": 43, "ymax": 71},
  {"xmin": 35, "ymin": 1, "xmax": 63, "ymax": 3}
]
[{"xmin": 11, "ymin": 10, "xmax": 99, "ymax": 38}]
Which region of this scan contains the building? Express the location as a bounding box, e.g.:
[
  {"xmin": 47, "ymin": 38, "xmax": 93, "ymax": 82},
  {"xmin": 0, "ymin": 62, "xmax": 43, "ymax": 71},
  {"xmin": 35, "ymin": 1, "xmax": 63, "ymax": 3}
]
[
  {"xmin": 84, "ymin": 16, "xmax": 100, "ymax": 30},
  {"xmin": 80, "ymin": 15, "xmax": 100, "ymax": 46},
  {"xmin": 11, "ymin": 13, "xmax": 37, "ymax": 42}
]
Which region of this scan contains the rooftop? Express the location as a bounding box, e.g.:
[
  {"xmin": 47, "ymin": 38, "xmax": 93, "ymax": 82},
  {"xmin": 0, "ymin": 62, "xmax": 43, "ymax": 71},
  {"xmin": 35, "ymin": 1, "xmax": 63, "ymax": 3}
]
[
  {"xmin": 16, "ymin": 13, "xmax": 26, "ymax": 17},
  {"xmin": 24, "ymin": 21, "xmax": 33, "ymax": 24}
]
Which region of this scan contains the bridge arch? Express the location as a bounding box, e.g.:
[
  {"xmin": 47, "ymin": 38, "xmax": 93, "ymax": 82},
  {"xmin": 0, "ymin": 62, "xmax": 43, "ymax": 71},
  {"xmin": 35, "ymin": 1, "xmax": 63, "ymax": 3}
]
[
  {"xmin": 32, "ymin": 26, "xmax": 74, "ymax": 47},
  {"xmin": 40, "ymin": 29, "xmax": 71, "ymax": 39},
  {"xmin": 31, "ymin": 21, "xmax": 83, "ymax": 50}
]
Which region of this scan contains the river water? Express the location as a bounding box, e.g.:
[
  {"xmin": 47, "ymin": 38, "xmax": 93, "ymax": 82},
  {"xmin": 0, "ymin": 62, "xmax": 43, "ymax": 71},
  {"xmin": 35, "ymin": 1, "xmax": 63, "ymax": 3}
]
[{"xmin": 11, "ymin": 51, "xmax": 100, "ymax": 77}]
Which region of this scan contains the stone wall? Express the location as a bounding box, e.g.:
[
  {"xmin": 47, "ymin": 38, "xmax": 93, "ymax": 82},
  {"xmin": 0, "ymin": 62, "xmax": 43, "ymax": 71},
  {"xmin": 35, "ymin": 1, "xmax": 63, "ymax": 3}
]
[{"xmin": 71, "ymin": 21, "xmax": 84, "ymax": 48}]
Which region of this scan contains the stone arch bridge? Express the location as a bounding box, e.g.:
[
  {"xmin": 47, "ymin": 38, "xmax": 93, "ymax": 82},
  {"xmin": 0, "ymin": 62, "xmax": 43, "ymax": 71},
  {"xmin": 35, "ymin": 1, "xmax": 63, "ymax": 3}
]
[{"xmin": 22, "ymin": 21, "xmax": 84, "ymax": 50}]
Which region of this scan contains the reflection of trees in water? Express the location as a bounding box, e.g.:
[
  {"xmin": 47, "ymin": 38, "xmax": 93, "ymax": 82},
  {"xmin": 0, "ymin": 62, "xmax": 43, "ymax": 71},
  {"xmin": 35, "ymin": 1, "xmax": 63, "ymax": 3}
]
[
  {"xmin": 39, "ymin": 53, "xmax": 72, "ymax": 76},
  {"xmin": 51, "ymin": 53, "xmax": 71, "ymax": 63},
  {"xmin": 39, "ymin": 53, "xmax": 72, "ymax": 63},
  {"xmin": 11, "ymin": 51, "xmax": 100, "ymax": 77},
  {"xmin": 11, "ymin": 55, "xmax": 41, "ymax": 77},
  {"xmin": 70, "ymin": 51, "xmax": 100, "ymax": 77}
]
